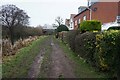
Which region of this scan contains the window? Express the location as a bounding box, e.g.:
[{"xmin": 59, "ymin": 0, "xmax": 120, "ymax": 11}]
[
  {"xmin": 79, "ymin": 19, "xmax": 81, "ymax": 24},
  {"xmin": 116, "ymin": 16, "xmax": 120, "ymax": 23},
  {"xmin": 83, "ymin": 15, "xmax": 86, "ymax": 21},
  {"xmin": 75, "ymin": 20, "xmax": 77, "ymax": 26}
]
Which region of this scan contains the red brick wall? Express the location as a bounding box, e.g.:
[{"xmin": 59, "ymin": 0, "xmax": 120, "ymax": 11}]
[
  {"xmin": 91, "ymin": 2, "xmax": 118, "ymax": 23},
  {"xmin": 74, "ymin": 10, "xmax": 90, "ymax": 30},
  {"xmin": 74, "ymin": 2, "xmax": 119, "ymax": 30},
  {"xmin": 118, "ymin": 1, "xmax": 120, "ymax": 15}
]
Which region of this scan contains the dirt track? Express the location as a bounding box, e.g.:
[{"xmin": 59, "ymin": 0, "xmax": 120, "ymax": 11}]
[
  {"xmin": 28, "ymin": 36, "xmax": 76, "ymax": 78},
  {"xmin": 48, "ymin": 40, "xmax": 76, "ymax": 78}
]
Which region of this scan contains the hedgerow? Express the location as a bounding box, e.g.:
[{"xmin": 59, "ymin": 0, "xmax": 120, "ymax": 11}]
[
  {"xmin": 65, "ymin": 30, "xmax": 79, "ymax": 52},
  {"xmin": 79, "ymin": 20, "xmax": 101, "ymax": 32},
  {"xmin": 75, "ymin": 32, "xmax": 96, "ymax": 65},
  {"xmin": 61, "ymin": 30, "xmax": 120, "ymax": 78},
  {"xmin": 95, "ymin": 30, "xmax": 120, "ymax": 77}
]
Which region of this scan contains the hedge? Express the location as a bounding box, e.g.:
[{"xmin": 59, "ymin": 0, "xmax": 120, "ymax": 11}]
[
  {"xmin": 66, "ymin": 30, "xmax": 79, "ymax": 52},
  {"xmin": 75, "ymin": 32, "xmax": 96, "ymax": 66},
  {"xmin": 95, "ymin": 30, "xmax": 120, "ymax": 77},
  {"xmin": 79, "ymin": 20, "xmax": 101, "ymax": 32},
  {"xmin": 61, "ymin": 30, "xmax": 120, "ymax": 78},
  {"xmin": 107, "ymin": 26, "xmax": 120, "ymax": 30}
]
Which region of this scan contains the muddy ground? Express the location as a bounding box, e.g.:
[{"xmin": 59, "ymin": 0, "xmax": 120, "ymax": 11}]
[{"xmin": 28, "ymin": 36, "xmax": 76, "ymax": 78}]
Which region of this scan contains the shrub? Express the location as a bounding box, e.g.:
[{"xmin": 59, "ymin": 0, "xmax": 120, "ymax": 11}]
[
  {"xmin": 95, "ymin": 30, "xmax": 120, "ymax": 77},
  {"xmin": 56, "ymin": 25, "xmax": 69, "ymax": 32},
  {"xmin": 62, "ymin": 31, "xmax": 68, "ymax": 43},
  {"xmin": 75, "ymin": 32, "xmax": 96, "ymax": 65},
  {"xmin": 58, "ymin": 31, "xmax": 68, "ymax": 43},
  {"xmin": 107, "ymin": 26, "xmax": 120, "ymax": 30},
  {"xmin": 79, "ymin": 20, "xmax": 101, "ymax": 32},
  {"xmin": 65, "ymin": 30, "xmax": 79, "ymax": 52},
  {"xmin": 60, "ymin": 28, "xmax": 120, "ymax": 78}
]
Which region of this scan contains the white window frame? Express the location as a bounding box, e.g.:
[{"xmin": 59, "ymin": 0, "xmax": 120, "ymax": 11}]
[
  {"xmin": 79, "ymin": 19, "xmax": 81, "ymax": 24},
  {"xmin": 75, "ymin": 20, "xmax": 77, "ymax": 26},
  {"xmin": 83, "ymin": 15, "xmax": 87, "ymax": 21}
]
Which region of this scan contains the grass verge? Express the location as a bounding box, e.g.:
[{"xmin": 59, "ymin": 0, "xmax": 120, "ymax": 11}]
[
  {"xmin": 56, "ymin": 39, "xmax": 109, "ymax": 78},
  {"xmin": 2, "ymin": 36, "xmax": 48, "ymax": 78}
]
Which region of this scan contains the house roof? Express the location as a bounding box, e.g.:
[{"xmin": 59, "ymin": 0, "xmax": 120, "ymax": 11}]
[
  {"xmin": 74, "ymin": 8, "xmax": 88, "ymax": 18},
  {"xmin": 65, "ymin": 19, "xmax": 70, "ymax": 21},
  {"xmin": 70, "ymin": 14, "xmax": 76, "ymax": 19},
  {"xmin": 78, "ymin": 6, "xmax": 88, "ymax": 9},
  {"xmin": 74, "ymin": 2, "xmax": 98, "ymax": 18},
  {"xmin": 65, "ymin": 19, "xmax": 70, "ymax": 25}
]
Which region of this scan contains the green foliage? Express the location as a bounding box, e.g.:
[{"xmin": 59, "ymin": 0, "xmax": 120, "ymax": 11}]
[
  {"xmin": 95, "ymin": 30, "xmax": 120, "ymax": 77},
  {"xmin": 65, "ymin": 30, "xmax": 79, "ymax": 52},
  {"xmin": 58, "ymin": 29, "xmax": 120, "ymax": 78},
  {"xmin": 57, "ymin": 38, "xmax": 108, "ymax": 78},
  {"xmin": 56, "ymin": 25, "xmax": 69, "ymax": 32},
  {"xmin": 79, "ymin": 20, "xmax": 101, "ymax": 32},
  {"xmin": 107, "ymin": 26, "xmax": 120, "ymax": 30},
  {"xmin": 75, "ymin": 32, "xmax": 96, "ymax": 65}
]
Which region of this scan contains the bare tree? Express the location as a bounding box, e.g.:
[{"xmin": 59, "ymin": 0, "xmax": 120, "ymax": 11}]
[
  {"xmin": 52, "ymin": 23, "xmax": 58, "ymax": 28},
  {"xmin": 55, "ymin": 16, "xmax": 63, "ymax": 26},
  {"xmin": 36, "ymin": 25, "xmax": 43, "ymax": 35},
  {"xmin": 0, "ymin": 4, "xmax": 30, "ymax": 45}
]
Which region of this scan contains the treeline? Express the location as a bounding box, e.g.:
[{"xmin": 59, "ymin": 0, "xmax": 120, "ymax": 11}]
[
  {"xmin": 1, "ymin": 4, "xmax": 44, "ymax": 45},
  {"xmin": 2, "ymin": 25, "xmax": 43, "ymax": 41}
]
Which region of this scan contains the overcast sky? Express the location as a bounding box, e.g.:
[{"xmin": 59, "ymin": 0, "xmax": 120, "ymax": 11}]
[{"xmin": 0, "ymin": 0, "xmax": 88, "ymax": 27}]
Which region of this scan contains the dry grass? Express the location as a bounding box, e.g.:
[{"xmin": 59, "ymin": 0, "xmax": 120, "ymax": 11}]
[{"xmin": 2, "ymin": 36, "xmax": 39, "ymax": 56}]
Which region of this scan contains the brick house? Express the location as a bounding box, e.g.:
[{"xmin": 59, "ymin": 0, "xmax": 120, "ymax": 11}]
[
  {"xmin": 70, "ymin": 14, "xmax": 76, "ymax": 30},
  {"xmin": 74, "ymin": 1, "xmax": 120, "ymax": 30},
  {"xmin": 65, "ymin": 14, "xmax": 76, "ymax": 30},
  {"xmin": 65, "ymin": 19, "xmax": 70, "ymax": 28}
]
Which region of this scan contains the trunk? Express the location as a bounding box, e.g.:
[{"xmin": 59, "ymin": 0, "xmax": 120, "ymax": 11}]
[{"xmin": 9, "ymin": 27, "xmax": 14, "ymax": 45}]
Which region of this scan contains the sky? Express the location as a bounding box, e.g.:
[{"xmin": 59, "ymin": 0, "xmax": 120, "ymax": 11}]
[{"xmin": 0, "ymin": 0, "xmax": 88, "ymax": 28}]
